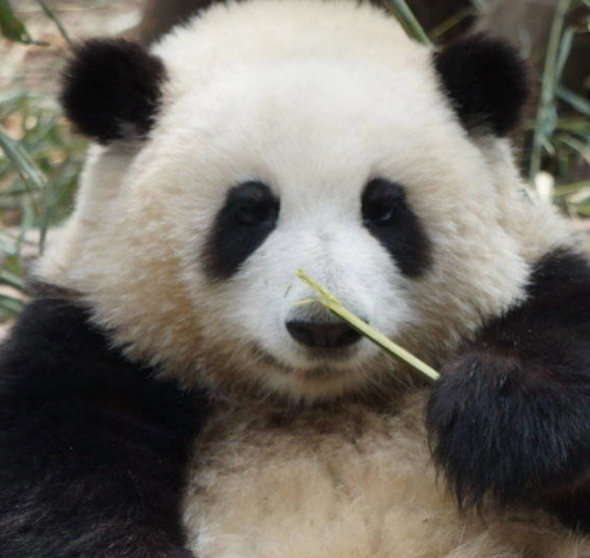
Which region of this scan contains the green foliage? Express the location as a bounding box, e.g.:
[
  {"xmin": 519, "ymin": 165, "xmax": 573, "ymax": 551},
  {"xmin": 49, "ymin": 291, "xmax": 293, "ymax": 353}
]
[
  {"xmin": 385, "ymin": 0, "xmax": 432, "ymax": 45},
  {"xmin": 36, "ymin": 0, "xmax": 73, "ymax": 47},
  {"xmin": 0, "ymin": 0, "xmax": 46, "ymax": 45},
  {"xmin": 0, "ymin": 2, "xmax": 87, "ymax": 319},
  {"xmin": 0, "ymin": 92, "xmax": 87, "ymax": 317},
  {"xmin": 527, "ymin": 0, "xmax": 590, "ymax": 215},
  {"xmin": 528, "ymin": 0, "xmax": 573, "ymax": 183}
]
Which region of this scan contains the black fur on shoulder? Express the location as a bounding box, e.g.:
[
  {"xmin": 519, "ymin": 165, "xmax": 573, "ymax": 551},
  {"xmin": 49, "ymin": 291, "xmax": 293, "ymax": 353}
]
[
  {"xmin": 427, "ymin": 247, "xmax": 590, "ymax": 532},
  {"xmin": 0, "ymin": 284, "xmax": 210, "ymax": 557},
  {"xmin": 61, "ymin": 39, "xmax": 167, "ymax": 144},
  {"xmin": 434, "ymin": 34, "xmax": 530, "ymax": 136}
]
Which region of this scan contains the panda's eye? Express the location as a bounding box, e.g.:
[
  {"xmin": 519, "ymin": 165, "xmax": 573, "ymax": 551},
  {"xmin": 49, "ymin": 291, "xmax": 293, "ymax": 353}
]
[
  {"xmin": 361, "ymin": 178, "xmax": 405, "ymax": 225},
  {"xmin": 202, "ymin": 181, "xmax": 280, "ymax": 279},
  {"xmin": 361, "ymin": 178, "xmax": 430, "ymax": 278},
  {"xmin": 228, "ymin": 182, "xmax": 279, "ymax": 228}
]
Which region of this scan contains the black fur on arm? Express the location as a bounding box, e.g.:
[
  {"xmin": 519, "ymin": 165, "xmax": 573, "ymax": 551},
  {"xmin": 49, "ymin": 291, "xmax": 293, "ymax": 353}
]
[
  {"xmin": 427, "ymin": 248, "xmax": 590, "ymax": 532},
  {"xmin": 0, "ymin": 285, "xmax": 210, "ymax": 557}
]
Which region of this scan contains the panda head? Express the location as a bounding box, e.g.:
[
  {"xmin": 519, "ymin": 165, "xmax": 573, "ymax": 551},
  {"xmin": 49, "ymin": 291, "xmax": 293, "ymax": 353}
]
[{"xmin": 40, "ymin": 0, "xmax": 541, "ymax": 402}]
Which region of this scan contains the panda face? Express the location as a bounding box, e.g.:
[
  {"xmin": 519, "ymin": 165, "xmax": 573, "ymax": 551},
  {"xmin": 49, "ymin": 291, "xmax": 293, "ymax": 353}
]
[
  {"xmin": 93, "ymin": 60, "xmax": 525, "ymax": 401},
  {"xmin": 43, "ymin": 0, "xmax": 538, "ymax": 402},
  {"xmin": 195, "ymin": 172, "xmax": 428, "ymax": 397}
]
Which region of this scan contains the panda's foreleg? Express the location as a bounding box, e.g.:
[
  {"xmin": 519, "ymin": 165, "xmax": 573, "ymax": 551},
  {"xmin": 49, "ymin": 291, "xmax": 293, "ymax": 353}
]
[
  {"xmin": 0, "ymin": 287, "xmax": 211, "ymax": 558},
  {"xmin": 427, "ymin": 247, "xmax": 590, "ymax": 532}
]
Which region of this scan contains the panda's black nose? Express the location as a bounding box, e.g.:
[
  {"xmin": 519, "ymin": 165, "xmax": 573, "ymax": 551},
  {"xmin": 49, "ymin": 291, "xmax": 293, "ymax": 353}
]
[{"xmin": 286, "ymin": 320, "xmax": 362, "ymax": 348}]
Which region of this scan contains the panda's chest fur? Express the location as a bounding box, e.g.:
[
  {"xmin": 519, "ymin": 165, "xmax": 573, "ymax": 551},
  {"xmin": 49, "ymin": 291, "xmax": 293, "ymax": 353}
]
[{"xmin": 182, "ymin": 391, "xmax": 583, "ymax": 558}]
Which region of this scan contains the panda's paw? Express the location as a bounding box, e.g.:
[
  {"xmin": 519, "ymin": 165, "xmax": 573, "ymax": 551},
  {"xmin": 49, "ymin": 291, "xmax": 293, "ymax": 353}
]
[{"xmin": 426, "ymin": 348, "xmax": 590, "ymax": 512}]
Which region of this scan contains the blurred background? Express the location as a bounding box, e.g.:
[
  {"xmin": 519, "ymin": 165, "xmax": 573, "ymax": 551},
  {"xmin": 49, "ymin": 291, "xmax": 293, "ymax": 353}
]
[{"xmin": 1, "ymin": 0, "xmax": 589, "ymax": 330}]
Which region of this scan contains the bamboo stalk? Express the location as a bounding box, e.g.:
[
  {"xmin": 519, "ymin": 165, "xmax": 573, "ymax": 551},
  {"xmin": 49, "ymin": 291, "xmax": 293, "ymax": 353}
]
[
  {"xmin": 528, "ymin": 0, "xmax": 572, "ymax": 183},
  {"xmin": 35, "ymin": 0, "xmax": 73, "ymax": 48},
  {"xmin": 296, "ymin": 269, "xmax": 440, "ymax": 382},
  {"xmin": 383, "ymin": 0, "xmax": 432, "ymax": 46}
]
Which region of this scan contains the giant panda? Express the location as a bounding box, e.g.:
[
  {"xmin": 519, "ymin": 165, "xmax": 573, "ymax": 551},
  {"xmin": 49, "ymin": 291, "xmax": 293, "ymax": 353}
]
[{"xmin": 2, "ymin": 0, "xmax": 590, "ymax": 556}]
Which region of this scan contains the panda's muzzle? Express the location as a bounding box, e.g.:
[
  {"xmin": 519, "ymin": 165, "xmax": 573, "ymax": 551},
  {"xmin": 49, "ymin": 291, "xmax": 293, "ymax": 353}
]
[{"xmin": 286, "ymin": 320, "xmax": 362, "ymax": 349}]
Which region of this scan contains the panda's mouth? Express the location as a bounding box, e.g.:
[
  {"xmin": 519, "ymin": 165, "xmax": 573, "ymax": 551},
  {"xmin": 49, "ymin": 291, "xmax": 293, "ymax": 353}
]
[{"xmin": 255, "ymin": 344, "xmax": 358, "ymax": 377}]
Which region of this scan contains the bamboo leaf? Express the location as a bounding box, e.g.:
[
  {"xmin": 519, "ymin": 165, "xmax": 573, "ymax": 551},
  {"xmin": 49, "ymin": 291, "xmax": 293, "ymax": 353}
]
[
  {"xmin": 0, "ymin": 125, "xmax": 47, "ymax": 191},
  {"xmin": 383, "ymin": 0, "xmax": 432, "ymax": 46},
  {"xmin": 0, "ymin": 294, "xmax": 25, "ymax": 315},
  {"xmin": 0, "ymin": 269, "xmax": 27, "ymax": 293},
  {"xmin": 35, "ymin": 0, "xmax": 73, "ymax": 48},
  {"xmin": 555, "ymin": 27, "xmax": 575, "ymax": 83},
  {"xmin": 571, "ymin": 203, "xmax": 590, "ymax": 216},
  {"xmin": 0, "ymin": 0, "xmax": 47, "ymax": 45},
  {"xmin": 469, "ymin": 0, "xmax": 487, "ymax": 10},
  {"xmin": 554, "ymin": 179, "xmax": 590, "ymax": 196},
  {"xmin": 0, "ymin": 236, "xmax": 16, "ymax": 257},
  {"xmin": 16, "ymin": 199, "xmax": 35, "ymax": 257},
  {"xmin": 529, "ymin": 0, "xmax": 573, "ymax": 182},
  {"xmin": 0, "ymin": 0, "xmax": 30, "ymax": 42},
  {"xmin": 555, "ymin": 133, "xmax": 589, "ymax": 154},
  {"xmin": 557, "ymin": 85, "xmax": 590, "ymax": 119}
]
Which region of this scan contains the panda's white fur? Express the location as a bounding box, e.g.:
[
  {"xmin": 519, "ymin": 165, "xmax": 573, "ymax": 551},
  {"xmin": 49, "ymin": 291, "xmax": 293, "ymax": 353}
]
[{"xmin": 37, "ymin": 0, "xmax": 587, "ymax": 556}]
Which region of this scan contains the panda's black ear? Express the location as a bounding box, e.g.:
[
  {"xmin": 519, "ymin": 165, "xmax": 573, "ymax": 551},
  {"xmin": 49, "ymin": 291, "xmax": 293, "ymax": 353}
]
[
  {"xmin": 434, "ymin": 35, "xmax": 530, "ymax": 137},
  {"xmin": 60, "ymin": 39, "xmax": 167, "ymax": 144}
]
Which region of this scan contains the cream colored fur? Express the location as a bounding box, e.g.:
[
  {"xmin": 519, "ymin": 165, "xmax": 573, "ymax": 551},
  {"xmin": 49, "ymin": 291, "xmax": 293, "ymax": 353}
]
[
  {"xmin": 185, "ymin": 394, "xmax": 589, "ymax": 558},
  {"xmin": 37, "ymin": 0, "xmax": 587, "ymax": 555}
]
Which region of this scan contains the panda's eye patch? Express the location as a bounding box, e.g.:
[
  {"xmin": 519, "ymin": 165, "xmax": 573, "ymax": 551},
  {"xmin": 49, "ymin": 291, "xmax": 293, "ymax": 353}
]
[
  {"xmin": 203, "ymin": 181, "xmax": 280, "ymax": 279},
  {"xmin": 361, "ymin": 178, "xmax": 430, "ymax": 277},
  {"xmin": 226, "ymin": 182, "xmax": 279, "ymax": 227},
  {"xmin": 362, "ymin": 179, "xmax": 405, "ymax": 225}
]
